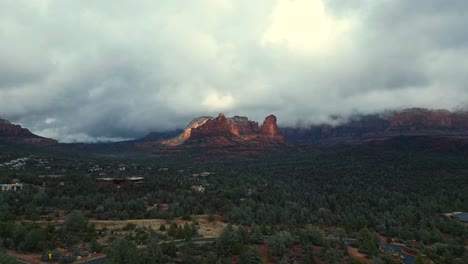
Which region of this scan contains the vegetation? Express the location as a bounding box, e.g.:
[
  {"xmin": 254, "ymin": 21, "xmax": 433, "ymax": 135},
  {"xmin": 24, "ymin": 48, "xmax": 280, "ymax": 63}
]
[{"xmin": 0, "ymin": 138, "xmax": 467, "ymax": 263}]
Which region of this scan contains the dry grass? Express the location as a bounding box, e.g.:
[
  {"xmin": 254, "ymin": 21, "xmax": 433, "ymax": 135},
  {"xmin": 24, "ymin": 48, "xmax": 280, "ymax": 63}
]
[{"xmin": 90, "ymin": 215, "xmax": 229, "ymax": 238}]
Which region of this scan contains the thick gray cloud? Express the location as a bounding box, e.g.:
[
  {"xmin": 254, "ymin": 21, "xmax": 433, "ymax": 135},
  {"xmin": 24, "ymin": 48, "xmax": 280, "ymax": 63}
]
[{"xmin": 1, "ymin": 0, "xmax": 468, "ymax": 142}]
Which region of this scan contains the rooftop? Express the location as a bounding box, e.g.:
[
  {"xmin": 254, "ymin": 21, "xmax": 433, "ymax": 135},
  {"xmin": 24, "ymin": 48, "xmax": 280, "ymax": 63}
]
[{"xmin": 453, "ymin": 213, "xmax": 468, "ymax": 222}]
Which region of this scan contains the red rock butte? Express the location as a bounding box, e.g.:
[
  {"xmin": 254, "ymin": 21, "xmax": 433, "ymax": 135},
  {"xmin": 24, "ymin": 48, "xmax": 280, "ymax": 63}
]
[{"xmin": 163, "ymin": 113, "xmax": 285, "ymax": 146}]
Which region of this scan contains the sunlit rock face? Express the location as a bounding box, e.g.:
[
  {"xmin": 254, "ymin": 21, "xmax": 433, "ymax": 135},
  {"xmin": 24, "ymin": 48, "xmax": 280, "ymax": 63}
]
[
  {"xmin": 158, "ymin": 116, "xmax": 214, "ymax": 146},
  {"xmin": 182, "ymin": 116, "xmax": 214, "ymax": 140},
  {"xmin": 190, "ymin": 113, "xmax": 234, "ymax": 139},
  {"xmin": 261, "ymin": 115, "xmax": 280, "ymax": 136},
  {"xmin": 156, "ymin": 113, "xmax": 286, "ymax": 150},
  {"xmin": 227, "ymin": 116, "xmax": 261, "ymax": 136}
]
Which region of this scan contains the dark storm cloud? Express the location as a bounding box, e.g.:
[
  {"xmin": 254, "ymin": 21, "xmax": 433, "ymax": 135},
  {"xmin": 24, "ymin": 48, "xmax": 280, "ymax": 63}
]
[{"xmin": 1, "ymin": 0, "xmax": 468, "ymax": 142}]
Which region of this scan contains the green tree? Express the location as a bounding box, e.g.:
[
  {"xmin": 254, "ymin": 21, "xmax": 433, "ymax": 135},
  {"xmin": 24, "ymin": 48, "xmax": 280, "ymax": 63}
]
[
  {"xmin": 64, "ymin": 211, "xmax": 87, "ymax": 234},
  {"xmin": 239, "ymin": 246, "xmax": 264, "ymax": 264},
  {"xmin": 60, "ymin": 211, "xmax": 88, "ymax": 246},
  {"xmin": 304, "ymin": 229, "xmax": 323, "ymax": 246},
  {"xmin": 106, "ymin": 238, "xmax": 141, "ymax": 264},
  {"xmin": 144, "ymin": 235, "xmax": 173, "ymax": 264},
  {"xmin": 237, "ymin": 226, "xmax": 250, "ymax": 245},
  {"xmin": 414, "ymin": 254, "xmax": 429, "ymax": 264},
  {"xmin": 0, "ymin": 248, "xmax": 18, "ymax": 264},
  {"xmin": 161, "ymin": 241, "xmax": 177, "ymax": 258},
  {"xmin": 335, "ymin": 228, "xmax": 347, "ymax": 240},
  {"xmin": 250, "ymin": 229, "xmax": 264, "ymax": 244},
  {"xmin": 269, "ymin": 234, "xmax": 286, "ymax": 257},
  {"xmin": 201, "ymin": 251, "xmax": 219, "ymax": 264},
  {"xmin": 324, "ymin": 248, "xmax": 341, "ymax": 264},
  {"xmin": 168, "ymin": 223, "xmax": 177, "ymax": 237},
  {"xmin": 22, "ymin": 228, "xmax": 47, "ymax": 252},
  {"xmin": 303, "ymin": 244, "xmax": 316, "ymax": 264},
  {"xmin": 357, "ymin": 228, "xmax": 379, "ymax": 257},
  {"xmin": 216, "ymin": 224, "xmax": 238, "ymax": 256}
]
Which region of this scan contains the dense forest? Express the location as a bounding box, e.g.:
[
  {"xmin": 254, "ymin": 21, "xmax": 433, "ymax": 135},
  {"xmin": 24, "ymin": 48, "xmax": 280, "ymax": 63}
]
[{"xmin": 0, "ymin": 137, "xmax": 467, "ymax": 263}]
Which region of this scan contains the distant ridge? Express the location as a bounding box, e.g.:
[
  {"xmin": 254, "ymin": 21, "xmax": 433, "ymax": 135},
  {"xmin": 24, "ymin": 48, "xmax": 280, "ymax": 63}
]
[
  {"xmin": 280, "ymin": 108, "xmax": 468, "ymax": 144},
  {"xmin": 0, "ymin": 118, "xmax": 57, "ymax": 145},
  {"xmin": 4, "ymin": 107, "xmax": 468, "ymax": 147}
]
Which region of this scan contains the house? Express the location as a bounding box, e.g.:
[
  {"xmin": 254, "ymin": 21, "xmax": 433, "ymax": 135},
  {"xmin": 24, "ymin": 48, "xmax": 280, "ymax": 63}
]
[
  {"xmin": 444, "ymin": 212, "xmax": 468, "ymax": 225},
  {"xmin": 38, "ymin": 175, "xmax": 65, "ymax": 179},
  {"xmin": 125, "ymin": 177, "xmax": 144, "ymax": 185},
  {"xmin": 190, "ymin": 185, "xmax": 205, "ymax": 192},
  {"xmin": 96, "ymin": 176, "xmax": 144, "ymax": 189},
  {"xmin": 452, "ymin": 212, "xmax": 468, "ymax": 223},
  {"xmin": 192, "ymin": 172, "xmax": 211, "ymax": 178},
  {"xmin": 0, "ymin": 183, "xmax": 24, "ymax": 192}
]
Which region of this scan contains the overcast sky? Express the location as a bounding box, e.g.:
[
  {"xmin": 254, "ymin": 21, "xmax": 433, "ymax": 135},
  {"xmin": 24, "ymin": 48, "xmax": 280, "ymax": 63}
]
[{"xmin": 1, "ymin": 0, "xmax": 468, "ymax": 142}]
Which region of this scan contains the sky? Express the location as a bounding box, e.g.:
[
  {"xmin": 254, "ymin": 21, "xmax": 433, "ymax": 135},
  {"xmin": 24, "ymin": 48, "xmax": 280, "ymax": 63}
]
[{"xmin": 1, "ymin": 0, "xmax": 468, "ymax": 142}]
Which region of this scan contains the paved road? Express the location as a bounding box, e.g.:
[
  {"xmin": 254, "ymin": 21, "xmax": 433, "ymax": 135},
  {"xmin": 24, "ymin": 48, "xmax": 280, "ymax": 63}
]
[{"xmin": 380, "ymin": 243, "xmax": 416, "ymax": 264}]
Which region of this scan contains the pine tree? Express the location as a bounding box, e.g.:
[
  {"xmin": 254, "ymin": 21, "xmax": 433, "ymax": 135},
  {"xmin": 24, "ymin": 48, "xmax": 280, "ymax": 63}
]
[{"xmin": 239, "ymin": 246, "xmax": 264, "ymax": 264}]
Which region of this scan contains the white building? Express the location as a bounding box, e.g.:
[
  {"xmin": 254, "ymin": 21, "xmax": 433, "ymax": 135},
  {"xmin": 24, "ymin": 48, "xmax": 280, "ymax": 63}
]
[{"xmin": 0, "ymin": 183, "xmax": 24, "ymax": 192}]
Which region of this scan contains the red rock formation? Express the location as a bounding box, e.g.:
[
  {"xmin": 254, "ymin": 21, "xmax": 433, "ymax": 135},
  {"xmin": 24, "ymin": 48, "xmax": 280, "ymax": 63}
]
[
  {"xmin": 190, "ymin": 113, "xmax": 235, "ymax": 139},
  {"xmin": 0, "ymin": 118, "xmax": 57, "ymax": 145},
  {"xmin": 0, "ymin": 119, "xmax": 34, "ymax": 137},
  {"xmin": 389, "ymin": 108, "xmax": 453, "ymax": 130},
  {"xmin": 452, "ymin": 112, "xmax": 468, "ymax": 128},
  {"xmin": 159, "ymin": 113, "xmax": 286, "ymax": 149},
  {"xmin": 280, "ymin": 108, "xmax": 468, "ymax": 144},
  {"xmin": 261, "ymin": 115, "xmax": 280, "ymax": 136},
  {"xmin": 156, "ymin": 116, "xmax": 213, "ymax": 146},
  {"xmin": 227, "ymin": 116, "xmax": 260, "ymax": 136},
  {"xmin": 259, "ymin": 115, "xmax": 286, "ymax": 144},
  {"xmin": 182, "ymin": 116, "xmax": 214, "ymax": 140}
]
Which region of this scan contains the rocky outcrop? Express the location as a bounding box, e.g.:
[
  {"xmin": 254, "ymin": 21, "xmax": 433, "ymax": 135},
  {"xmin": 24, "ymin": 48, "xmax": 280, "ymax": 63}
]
[
  {"xmin": 190, "ymin": 113, "xmax": 234, "ymax": 139},
  {"xmin": 280, "ymin": 108, "xmax": 468, "ymax": 144},
  {"xmin": 181, "ymin": 116, "xmax": 214, "ymax": 140},
  {"xmin": 389, "ymin": 108, "xmax": 453, "ymax": 130},
  {"xmin": 149, "ymin": 116, "xmax": 214, "ymax": 146},
  {"xmin": 453, "ymin": 112, "xmax": 468, "ymax": 128},
  {"xmin": 389, "ymin": 108, "xmax": 468, "ymax": 131},
  {"xmin": 0, "ymin": 118, "xmax": 58, "ymax": 145},
  {"xmin": 0, "ymin": 118, "xmax": 34, "ymax": 137},
  {"xmin": 150, "ymin": 113, "xmax": 286, "ymax": 149},
  {"xmin": 261, "ymin": 115, "xmax": 280, "ymax": 136},
  {"xmin": 227, "ymin": 116, "xmax": 260, "ymax": 136},
  {"xmin": 280, "ymin": 115, "xmax": 389, "ymax": 144},
  {"xmin": 141, "ymin": 108, "xmax": 468, "ymax": 148},
  {"xmin": 187, "ymin": 113, "xmax": 286, "ymax": 146}
]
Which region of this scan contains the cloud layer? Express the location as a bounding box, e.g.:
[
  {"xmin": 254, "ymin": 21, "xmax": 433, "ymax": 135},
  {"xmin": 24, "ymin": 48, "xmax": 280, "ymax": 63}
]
[{"xmin": 1, "ymin": 0, "xmax": 468, "ymax": 142}]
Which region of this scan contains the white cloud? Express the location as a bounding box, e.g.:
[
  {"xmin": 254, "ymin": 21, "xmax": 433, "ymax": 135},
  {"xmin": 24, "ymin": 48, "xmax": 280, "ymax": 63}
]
[
  {"xmin": 45, "ymin": 118, "xmax": 56, "ymax": 124},
  {"xmin": 261, "ymin": 0, "xmax": 355, "ymax": 55},
  {"xmin": 202, "ymin": 92, "xmax": 235, "ymax": 111}
]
